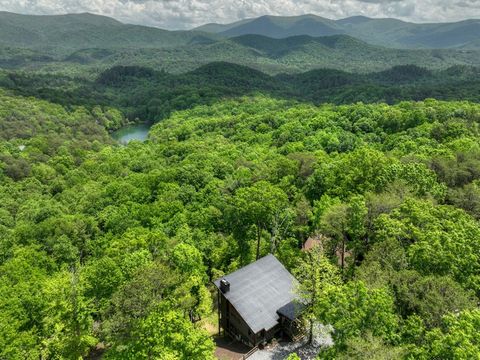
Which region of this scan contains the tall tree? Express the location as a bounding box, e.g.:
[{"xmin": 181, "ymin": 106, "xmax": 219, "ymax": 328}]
[
  {"xmin": 318, "ymin": 196, "xmax": 367, "ymax": 271},
  {"xmin": 233, "ymin": 181, "xmax": 289, "ymax": 260},
  {"xmin": 293, "ymin": 246, "xmax": 341, "ymax": 344}
]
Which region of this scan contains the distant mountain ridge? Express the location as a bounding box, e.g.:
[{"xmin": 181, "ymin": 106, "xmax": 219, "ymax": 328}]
[
  {"xmin": 0, "ymin": 11, "xmax": 218, "ymax": 52},
  {"xmin": 1, "ymin": 12, "xmax": 480, "ymax": 75},
  {"xmin": 194, "ymin": 14, "xmax": 480, "ymax": 49},
  {"xmin": 1, "ymin": 11, "xmax": 479, "ymax": 52}
]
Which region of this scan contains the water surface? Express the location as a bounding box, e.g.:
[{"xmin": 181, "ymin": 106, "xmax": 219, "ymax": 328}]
[{"xmin": 111, "ymin": 123, "xmax": 152, "ymax": 144}]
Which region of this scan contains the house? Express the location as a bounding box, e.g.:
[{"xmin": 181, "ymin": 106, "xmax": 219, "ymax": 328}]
[
  {"xmin": 213, "ymin": 254, "xmax": 302, "ymax": 347},
  {"xmin": 302, "ymin": 235, "xmax": 322, "ymax": 251}
]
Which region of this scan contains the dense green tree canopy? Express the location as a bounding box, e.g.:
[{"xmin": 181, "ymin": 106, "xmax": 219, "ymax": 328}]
[{"xmin": 1, "ymin": 84, "xmax": 480, "ymax": 358}]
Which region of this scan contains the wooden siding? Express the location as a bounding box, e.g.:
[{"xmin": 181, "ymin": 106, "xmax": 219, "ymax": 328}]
[{"xmin": 218, "ymin": 290, "xmax": 282, "ymax": 347}]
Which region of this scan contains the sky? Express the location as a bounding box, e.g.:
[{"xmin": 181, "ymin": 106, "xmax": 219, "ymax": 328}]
[{"xmin": 0, "ymin": 0, "xmax": 479, "ymax": 29}]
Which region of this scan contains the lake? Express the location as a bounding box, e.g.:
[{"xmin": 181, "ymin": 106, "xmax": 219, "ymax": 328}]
[{"xmin": 111, "ymin": 123, "xmax": 152, "ymax": 144}]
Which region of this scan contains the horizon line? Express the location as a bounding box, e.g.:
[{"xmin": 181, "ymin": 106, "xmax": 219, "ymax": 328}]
[{"xmin": 1, "ymin": 9, "xmax": 479, "ymax": 31}]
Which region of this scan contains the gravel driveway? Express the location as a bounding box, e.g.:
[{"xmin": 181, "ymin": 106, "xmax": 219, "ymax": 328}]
[{"xmin": 248, "ymin": 340, "xmax": 320, "ymax": 360}]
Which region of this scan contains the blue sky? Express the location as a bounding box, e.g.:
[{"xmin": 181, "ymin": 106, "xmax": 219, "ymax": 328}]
[{"xmin": 0, "ymin": 0, "xmax": 479, "ymax": 29}]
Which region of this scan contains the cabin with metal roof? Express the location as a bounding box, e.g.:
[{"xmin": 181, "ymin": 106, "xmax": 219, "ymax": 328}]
[{"xmin": 213, "ymin": 254, "xmax": 302, "ymax": 347}]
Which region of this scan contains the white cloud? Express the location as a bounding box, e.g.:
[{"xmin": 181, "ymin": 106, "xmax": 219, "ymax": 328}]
[{"xmin": 0, "ymin": 0, "xmax": 478, "ymax": 29}]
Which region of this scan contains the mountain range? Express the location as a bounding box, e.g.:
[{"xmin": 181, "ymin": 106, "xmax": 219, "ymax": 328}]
[
  {"xmin": 0, "ymin": 11, "xmax": 218, "ymax": 52},
  {"xmin": 1, "ymin": 11, "xmax": 480, "ymax": 75},
  {"xmin": 1, "ymin": 11, "xmax": 480, "ymax": 52},
  {"xmin": 195, "ymin": 14, "xmax": 480, "ymax": 49},
  {"xmin": 3, "ymin": 32, "xmax": 480, "ymax": 76}
]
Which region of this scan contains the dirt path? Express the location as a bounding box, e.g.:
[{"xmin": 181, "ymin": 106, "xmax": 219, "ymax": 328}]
[{"xmin": 214, "ymin": 336, "xmax": 252, "ymax": 360}]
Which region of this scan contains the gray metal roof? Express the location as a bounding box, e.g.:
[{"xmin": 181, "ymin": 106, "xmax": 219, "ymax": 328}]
[
  {"xmin": 214, "ymin": 254, "xmax": 298, "ymax": 333},
  {"xmin": 277, "ymin": 301, "xmax": 304, "ymax": 321}
]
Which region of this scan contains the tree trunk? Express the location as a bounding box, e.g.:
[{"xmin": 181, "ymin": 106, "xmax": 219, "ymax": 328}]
[
  {"xmin": 308, "ymin": 251, "xmax": 316, "ymax": 345},
  {"xmin": 256, "ymin": 223, "xmax": 261, "ymax": 260},
  {"xmin": 308, "ymin": 318, "xmax": 314, "ymax": 344},
  {"xmin": 270, "ymin": 225, "xmax": 277, "ymax": 254},
  {"xmin": 341, "ymin": 235, "xmax": 347, "ymax": 271}
]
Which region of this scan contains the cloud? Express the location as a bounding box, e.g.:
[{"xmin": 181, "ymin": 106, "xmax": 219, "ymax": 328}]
[
  {"xmin": 357, "ymin": 0, "xmax": 403, "ymax": 3},
  {"xmin": 0, "ymin": 0, "xmax": 478, "ymax": 29}
]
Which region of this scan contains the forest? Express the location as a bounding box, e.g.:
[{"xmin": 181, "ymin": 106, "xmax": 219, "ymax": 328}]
[
  {"xmin": 3, "ymin": 63, "xmax": 480, "ymax": 128},
  {"xmin": 1, "ymin": 86, "xmax": 480, "ymax": 358}
]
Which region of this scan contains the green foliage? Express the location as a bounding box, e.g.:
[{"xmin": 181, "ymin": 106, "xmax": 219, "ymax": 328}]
[
  {"xmin": 40, "ymin": 268, "xmax": 98, "ymax": 359},
  {"xmin": 104, "ymin": 305, "xmax": 215, "ymax": 360},
  {"xmin": 317, "ymin": 281, "xmax": 400, "ymax": 351},
  {"xmin": 232, "ymin": 181, "xmax": 290, "ymax": 260},
  {"xmin": 409, "ymin": 310, "xmax": 480, "ymax": 360},
  {"xmin": 6, "ymin": 63, "xmax": 480, "ymax": 126},
  {"xmin": 334, "ymin": 333, "xmax": 407, "ymax": 360},
  {"xmin": 374, "ymin": 199, "xmax": 480, "ymax": 293},
  {"xmin": 284, "ymin": 353, "xmax": 301, "ymax": 360},
  {"xmin": 1, "ymin": 92, "xmax": 480, "ymax": 358},
  {"xmin": 293, "ymin": 246, "xmax": 341, "ymax": 343},
  {"xmin": 0, "ymin": 88, "xmax": 114, "ymax": 142}
]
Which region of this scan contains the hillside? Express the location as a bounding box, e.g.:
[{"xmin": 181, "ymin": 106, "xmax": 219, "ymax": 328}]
[
  {"xmin": 4, "ymin": 62, "xmax": 480, "ymax": 125},
  {"xmin": 3, "ymin": 33, "xmax": 480, "ymax": 76},
  {"xmin": 0, "ymin": 11, "xmax": 478, "ymax": 75},
  {"xmin": 1, "ymin": 12, "xmax": 480, "ymax": 75},
  {"xmin": 195, "ymin": 14, "xmax": 480, "ymax": 49},
  {"xmin": 0, "ymin": 11, "xmax": 217, "ymax": 53}
]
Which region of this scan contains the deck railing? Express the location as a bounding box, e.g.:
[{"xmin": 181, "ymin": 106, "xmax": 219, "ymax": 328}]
[{"xmin": 292, "ymin": 332, "xmax": 307, "ymax": 342}]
